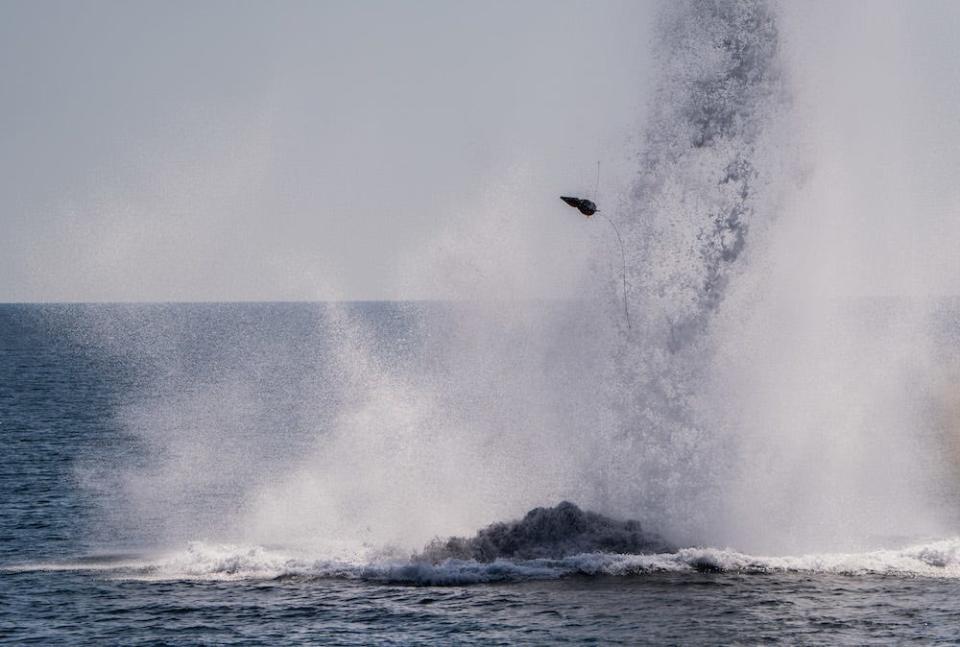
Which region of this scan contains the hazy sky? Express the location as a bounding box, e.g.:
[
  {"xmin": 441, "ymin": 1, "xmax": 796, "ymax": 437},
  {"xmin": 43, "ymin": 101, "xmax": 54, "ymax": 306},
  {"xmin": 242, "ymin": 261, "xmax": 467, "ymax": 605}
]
[
  {"xmin": 1, "ymin": 0, "xmax": 655, "ymax": 301},
  {"xmin": 2, "ymin": 1, "xmax": 959, "ymax": 301}
]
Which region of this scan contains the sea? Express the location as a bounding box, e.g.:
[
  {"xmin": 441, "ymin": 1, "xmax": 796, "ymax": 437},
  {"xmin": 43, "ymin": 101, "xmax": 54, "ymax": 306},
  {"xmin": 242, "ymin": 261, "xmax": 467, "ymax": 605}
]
[{"xmin": 3, "ymin": 302, "xmax": 960, "ymax": 646}]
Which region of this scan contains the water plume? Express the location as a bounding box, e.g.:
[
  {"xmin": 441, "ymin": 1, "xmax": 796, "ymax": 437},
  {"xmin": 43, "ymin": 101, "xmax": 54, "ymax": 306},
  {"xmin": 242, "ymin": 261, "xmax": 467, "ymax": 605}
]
[
  {"xmin": 78, "ymin": 0, "xmax": 960, "ymax": 562},
  {"xmin": 233, "ymin": 0, "xmax": 793, "ymax": 551}
]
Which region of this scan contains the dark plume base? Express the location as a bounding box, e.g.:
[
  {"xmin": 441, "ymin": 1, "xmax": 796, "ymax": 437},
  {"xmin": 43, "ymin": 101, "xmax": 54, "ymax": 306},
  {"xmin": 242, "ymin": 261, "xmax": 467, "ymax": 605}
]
[{"xmin": 418, "ymin": 501, "xmax": 672, "ymax": 563}]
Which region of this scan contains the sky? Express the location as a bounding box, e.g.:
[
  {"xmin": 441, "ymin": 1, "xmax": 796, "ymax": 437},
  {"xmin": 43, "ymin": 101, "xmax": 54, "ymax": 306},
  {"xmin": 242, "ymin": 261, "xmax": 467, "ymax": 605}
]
[
  {"xmin": 779, "ymin": 0, "xmax": 960, "ymax": 299},
  {"xmin": 1, "ymin": 0, "xmax": 655, "ymax": 302},
  {"xmin": 2, "ymin": 0, "xmax": 960, "ymax": 302}
]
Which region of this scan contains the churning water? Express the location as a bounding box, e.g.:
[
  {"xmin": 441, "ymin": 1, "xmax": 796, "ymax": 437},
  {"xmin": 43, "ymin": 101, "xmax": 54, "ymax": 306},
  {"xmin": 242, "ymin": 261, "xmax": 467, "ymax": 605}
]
[
  {"xmin": 5, "ymin": 1, "xmax": 960, "ymax": 644},
  {"xmin": 4, "ymin": 297, "xmax": 960, "ymax": 645}
]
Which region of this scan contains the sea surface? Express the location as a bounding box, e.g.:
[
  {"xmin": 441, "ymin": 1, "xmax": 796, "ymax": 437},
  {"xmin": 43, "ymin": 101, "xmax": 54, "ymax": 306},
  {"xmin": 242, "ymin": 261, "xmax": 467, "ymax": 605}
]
[{"xmin": 3, "ymin": 303, "xmax": 960, "ymax": 646}]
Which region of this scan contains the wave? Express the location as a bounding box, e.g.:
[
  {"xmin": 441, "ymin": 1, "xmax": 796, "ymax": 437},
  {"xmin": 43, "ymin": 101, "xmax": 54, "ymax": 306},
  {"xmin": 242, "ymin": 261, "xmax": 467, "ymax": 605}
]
[
  {"xmin": 10, "ymin": 503, "xmax": 960, "ymax": 584},
  {"xmin": 10, "ymin": 537, "xmax": 960, "ymax": 586}
]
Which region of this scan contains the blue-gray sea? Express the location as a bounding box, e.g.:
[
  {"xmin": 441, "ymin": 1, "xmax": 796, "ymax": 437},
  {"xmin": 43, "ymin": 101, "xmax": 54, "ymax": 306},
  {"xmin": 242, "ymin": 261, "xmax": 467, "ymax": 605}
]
[{"xmin": 3, "ymin": 303, "xmax": 960, "ymax": 646}]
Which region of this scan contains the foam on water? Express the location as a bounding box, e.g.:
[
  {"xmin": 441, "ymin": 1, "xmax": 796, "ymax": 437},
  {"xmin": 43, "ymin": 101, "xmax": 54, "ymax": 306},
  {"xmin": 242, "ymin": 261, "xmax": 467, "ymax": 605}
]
[{"xmin": 12, "ymin": 537, "xmax": 960, "ymax": 585}]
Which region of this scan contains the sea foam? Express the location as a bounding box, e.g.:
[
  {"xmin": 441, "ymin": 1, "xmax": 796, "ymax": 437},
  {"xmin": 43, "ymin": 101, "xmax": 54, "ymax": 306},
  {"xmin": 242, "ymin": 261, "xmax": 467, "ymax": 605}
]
[{"xmin": 11, "ymin": 537, "xmax": 960, "ymax": 585}]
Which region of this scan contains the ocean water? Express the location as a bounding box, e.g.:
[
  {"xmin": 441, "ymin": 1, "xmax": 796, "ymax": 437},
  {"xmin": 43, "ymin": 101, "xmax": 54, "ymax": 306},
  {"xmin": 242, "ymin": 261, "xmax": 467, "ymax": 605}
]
[
  {"xmin": 5, "ymin": 1, "xmax": 960, "ymax": 643},
  {"xmin": 3, "ymin": 302, "xmax": 960, "ymax": 646}
]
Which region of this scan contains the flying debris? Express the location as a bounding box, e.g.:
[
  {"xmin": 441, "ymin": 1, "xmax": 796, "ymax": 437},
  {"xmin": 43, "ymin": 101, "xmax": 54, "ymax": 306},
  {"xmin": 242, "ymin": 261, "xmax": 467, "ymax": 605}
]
[
  {"xmin": 560, "ymin": 196, "xmax": 598, "ymax": 217},
  {"xmin": 559, "ymin": 192, "xmax": 631, "ymax": 330}
]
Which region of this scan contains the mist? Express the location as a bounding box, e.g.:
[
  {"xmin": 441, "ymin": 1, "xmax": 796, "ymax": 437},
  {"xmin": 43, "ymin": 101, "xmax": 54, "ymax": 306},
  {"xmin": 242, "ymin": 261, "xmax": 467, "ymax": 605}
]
[
  {"xmin": 10, "ymin": 0, "xmax": 960, "ymax": 565},
  {"xmin": 2, "ymin": 0, "xmax": 654, "ymax": 302}
]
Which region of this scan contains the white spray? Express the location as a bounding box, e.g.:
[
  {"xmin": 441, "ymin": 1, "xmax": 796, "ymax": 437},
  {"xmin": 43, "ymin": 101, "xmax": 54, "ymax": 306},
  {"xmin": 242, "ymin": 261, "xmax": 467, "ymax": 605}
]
[{"xmin": 85, "ymin": 0, "xmax": 960, "ymax": 559}]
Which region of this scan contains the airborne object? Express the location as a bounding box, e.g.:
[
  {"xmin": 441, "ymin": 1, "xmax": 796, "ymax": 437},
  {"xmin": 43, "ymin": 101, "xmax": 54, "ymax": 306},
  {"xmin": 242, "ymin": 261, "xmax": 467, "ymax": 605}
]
[
  {"xmin": 560, "ymin": 196, "xmax": 597, "ymax": 217},
  {"xmin": 560, "ymin": 165, "xmax": 631, "ymax": 329}
]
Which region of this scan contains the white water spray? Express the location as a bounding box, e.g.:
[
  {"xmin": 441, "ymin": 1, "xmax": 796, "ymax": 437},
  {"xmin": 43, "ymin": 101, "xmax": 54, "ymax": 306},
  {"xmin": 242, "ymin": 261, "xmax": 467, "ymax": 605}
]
[{"xmin": 82, "ymin": 0, "xmax": 960, "ymax": 562}]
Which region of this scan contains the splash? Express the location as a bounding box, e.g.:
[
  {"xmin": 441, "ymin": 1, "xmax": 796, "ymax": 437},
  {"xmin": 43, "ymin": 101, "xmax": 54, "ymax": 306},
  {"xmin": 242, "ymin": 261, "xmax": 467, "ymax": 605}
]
[
  {"xmin": 418, "ymin": 501, "xmax": 670, "ymax": 562},
  {"xmin": 581, "ymin": 0, "xmax": 790, "ymax": 545},
  {"xmin": 627, "ymin": 0, "xmax": 783, "ymax": 348},
  {"xmin": 77, "ymin": 0, "xmax": 960, "ymax": 562},
  {"xmin": 13, "ymin": 536, "xmax": 960, "ymax": 585}
]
